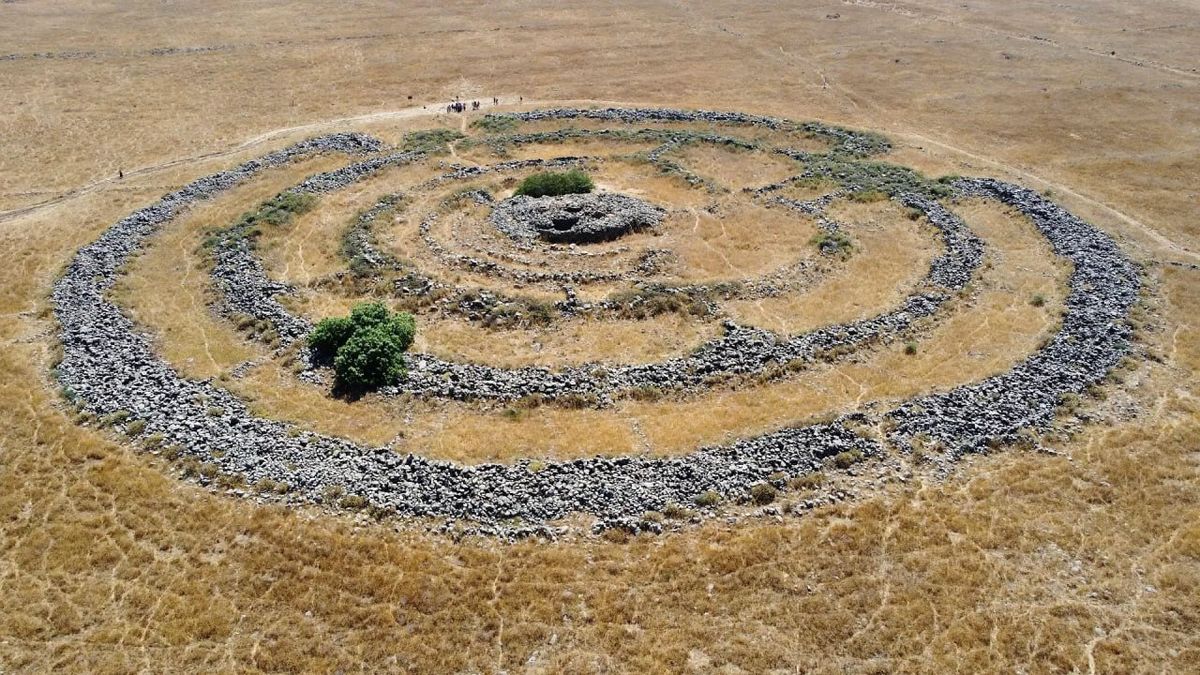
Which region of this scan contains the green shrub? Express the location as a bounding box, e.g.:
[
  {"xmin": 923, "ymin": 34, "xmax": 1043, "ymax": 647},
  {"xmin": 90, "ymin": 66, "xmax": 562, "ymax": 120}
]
[
  {"xmin": 309, "ymin": 301, "xmax": 416, "ymax": 390},
  {"xmin": 1031, "ymin": 294, "xmax": 1046, "ymax": 307},
  {"xmin": 402, "ymin": 128, "xmax": 465, "ymax": 153},
  {"xmin": 904, "ymin": 340, "xmax": 918, "ymax": 355},
  {"xmin": 811, "ymin": 231, "xmax": 854, "ymax": 257},
  {"xmin": 695, "ymin": 490, "xmax": 722, "ymax": 507},
  {"xmin": 471, "ymin": 115, "xmax": 520, "ymax": 133},
  {"xmin": 833, "ymin": 449, "xmax": 865, "ymax": 469},
  {"xmin": 750, "ymin": 483, "xmax": 778, "ymax": 505},
  {"xmin": 514, "ymin": 169, "xmax": 595, "ymax": 197},
  {"xmin": 333, "ymin": 325, "xmax": 408, "ymax": 389},
  {"xmin": 308, "ymin": 316, "xmax": 354, "ymax": 355}
]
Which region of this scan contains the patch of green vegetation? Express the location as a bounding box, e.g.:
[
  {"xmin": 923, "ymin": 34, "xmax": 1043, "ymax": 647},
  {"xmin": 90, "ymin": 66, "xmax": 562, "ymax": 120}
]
[
  {"xmin": 608, "ymin": 284, "xmax": 717, "ymax": 320},
  {"xmin": 810, "ymin": 231, "xmax": 854, "ymax": 258},
  {"xmin": 1031, "ymin": 294, "xmax": 1047, "ymax": 307},
  {"xmin": 793, "ymin": 121, "xmax": 891, "ymax": 157},
  {"xmin": 309, "ymin": 301, "xmax": 416, "ymax": 390},
  {"xmin": 695, "ymin": 490, "xmax": 722, "ymax": 508},
  {"xmin": 833, "ymin": 448, "xmax": 865, "ymax": 469},
  {"xmin": 481, "ymin": 298, "xmax": 556, "ymax": 328},
  {"xmin": 848, "ymin": 188, "xmax": 888, "ymax": 203},
  {"xmin": 514, "ymin": 169, "xmax": 595, "ymax": 197},
  {"xmin": 402, "ymin": 128, "xmax": 465, "ymax": 153},
  {"xmin": 750, "ymin": 483, "xmax": 778, "ymax": 505},
  {"xmin": 470, "ymin": 115, "xmax": 520, "ymax": 133},
  {"xmin": 803, "ymin": 157, "xmax": 953, "ymax": 199},
  {"xmin": 203, "ymin": 191, "xmax": 317, "ymax": 248},
  {"xmin": 904, "ymin": 340, "xmax": 918, "ymax": 355}
]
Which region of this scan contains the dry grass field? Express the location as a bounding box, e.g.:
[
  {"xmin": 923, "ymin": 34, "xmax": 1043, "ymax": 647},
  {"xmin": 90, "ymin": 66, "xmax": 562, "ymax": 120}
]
[{"xmin": 2, "ymin": 1, "xmax": 1199, "ymax": 672}]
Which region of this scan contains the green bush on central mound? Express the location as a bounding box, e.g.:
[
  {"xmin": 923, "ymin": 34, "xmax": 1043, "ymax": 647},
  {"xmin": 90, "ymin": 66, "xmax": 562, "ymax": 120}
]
[
  {"xmin": 514, "ymin": 169, "xmax": 595, "ymax": 198},
  {"xmin": 308, "ymin": 302, "xmax": 416, "ymax": 390}
]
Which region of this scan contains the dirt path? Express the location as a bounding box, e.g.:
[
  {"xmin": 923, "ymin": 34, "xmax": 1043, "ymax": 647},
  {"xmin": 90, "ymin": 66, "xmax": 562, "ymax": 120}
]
[{"xmin": 0, "ymin": 98, "xmax": 627, "ymax": 225}]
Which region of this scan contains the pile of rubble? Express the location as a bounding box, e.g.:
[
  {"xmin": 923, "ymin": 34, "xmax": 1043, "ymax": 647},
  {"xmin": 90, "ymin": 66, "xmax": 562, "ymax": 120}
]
[{"xmin": 490, "ymin": 192, "xmax": 664, "ymax": 244}]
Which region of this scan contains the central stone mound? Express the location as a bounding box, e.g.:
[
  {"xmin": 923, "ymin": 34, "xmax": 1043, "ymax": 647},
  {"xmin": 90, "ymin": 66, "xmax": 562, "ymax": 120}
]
[{"xmin": 490, "ymin": 192, "xmax": 664, "ymax": 244}]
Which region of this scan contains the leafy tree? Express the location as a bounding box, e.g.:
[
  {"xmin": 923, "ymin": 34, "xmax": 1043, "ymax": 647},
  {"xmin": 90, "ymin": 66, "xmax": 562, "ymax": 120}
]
[
  {"xmin": 308, "ymin": 316, "xmax": 353, "ymax": 355},
  {"xmin": 307, "ymin": 301, "xmax": 416, "ymax": 389},
  {"xmin": 333, "ymin": 325, "xmax": 407, "ymax": 389}
]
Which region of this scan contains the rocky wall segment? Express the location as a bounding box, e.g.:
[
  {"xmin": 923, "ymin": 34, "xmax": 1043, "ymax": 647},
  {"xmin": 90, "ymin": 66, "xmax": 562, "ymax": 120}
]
[
  {"xmin": 50, "ymin": 134, "xmax": 878, "ymax": 524},
  {"xmin": 495, "ymin": 107, "xmax": 891, "ymax": 157},
  {"xmin": 886, "ymin": 179, "xmax": 1140, "ymax": 455},
  {"xmin": 209, "ymin": 150, "xmax": 423, "ymax": 344}
]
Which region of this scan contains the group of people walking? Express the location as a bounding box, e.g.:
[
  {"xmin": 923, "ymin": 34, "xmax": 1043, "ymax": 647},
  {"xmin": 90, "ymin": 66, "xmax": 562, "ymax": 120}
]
[{"xmin": 445, "ymin": 96, "xmax": 511, "ymax": 114}]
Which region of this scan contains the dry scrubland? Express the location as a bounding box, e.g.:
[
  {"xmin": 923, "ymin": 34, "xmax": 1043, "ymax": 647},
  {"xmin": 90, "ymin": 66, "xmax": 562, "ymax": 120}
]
[{"xmin": 2, "ymin": 0, "xmax": 1199, "ymax": 672}]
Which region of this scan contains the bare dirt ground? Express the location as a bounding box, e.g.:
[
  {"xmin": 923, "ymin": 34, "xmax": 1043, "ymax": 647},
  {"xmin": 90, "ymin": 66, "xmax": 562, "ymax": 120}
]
[{"xmin": 1, "ymin": 1, "xmax": 1198, "ymax": 672}]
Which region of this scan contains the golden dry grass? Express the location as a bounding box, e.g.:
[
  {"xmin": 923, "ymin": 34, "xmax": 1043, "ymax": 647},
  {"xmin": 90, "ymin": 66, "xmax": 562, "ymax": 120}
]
[
  {"xmin": 666, "ymin": 142, "xmax": 803, "ymax": 189},
  {"xmin": 662, "ymin": 198, "xmax": 821, "ymax": 281},
  {"xmin": 258, "ymin": 164, "xmax": 437, "ymax": 285},
  {"xmin": 412, "ymin": 314, "xmax": 721, "ymax": 368},
  {"xmin": 1, "ymin": 0, "xmax": 1198, "ymax": 672},
  {"xmin": 725, "ymin": 198, "xmax": 937, "ymax": 333}
]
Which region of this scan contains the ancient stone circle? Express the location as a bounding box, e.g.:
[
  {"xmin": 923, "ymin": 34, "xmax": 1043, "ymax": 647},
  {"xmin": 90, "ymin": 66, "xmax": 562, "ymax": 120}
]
[{"xmin": 51, "ymin": 107, "xmax": 1140, "ymax": 537}]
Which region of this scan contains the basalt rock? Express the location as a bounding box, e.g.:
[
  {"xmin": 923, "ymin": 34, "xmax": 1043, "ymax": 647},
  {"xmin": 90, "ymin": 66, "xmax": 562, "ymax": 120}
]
[{"xmin": 490, "ymin": 192, "xmax": 664, "ymax": 244}]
